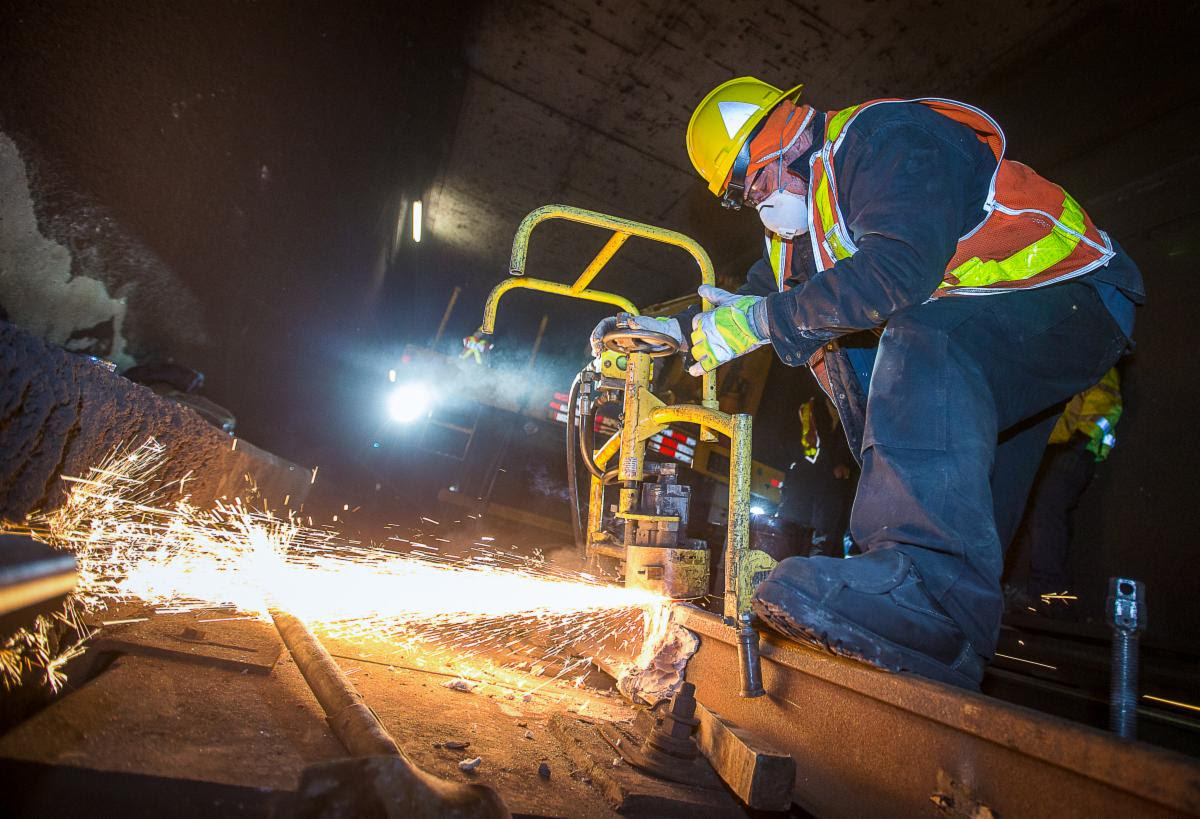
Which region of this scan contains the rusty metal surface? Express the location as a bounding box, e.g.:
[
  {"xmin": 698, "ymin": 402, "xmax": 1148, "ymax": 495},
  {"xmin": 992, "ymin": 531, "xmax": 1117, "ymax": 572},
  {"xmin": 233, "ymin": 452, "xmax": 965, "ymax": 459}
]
[
  {"xmin": 694, "ymin": 701, "xmax": 795, "ymax": 811},
  {"xmin": 676, "ymin": 605, "xmax": 1200, "ymax": 818},
  {"xmin": 548, "ymin": 714, "xmax": 744, "ymax": 817}
]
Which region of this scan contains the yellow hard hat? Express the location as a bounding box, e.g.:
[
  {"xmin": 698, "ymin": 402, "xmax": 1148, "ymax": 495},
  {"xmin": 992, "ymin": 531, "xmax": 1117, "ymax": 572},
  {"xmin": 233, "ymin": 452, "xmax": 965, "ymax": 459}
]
[{"xmin": 686, "ymin": 77, "xmax": 803, "ymax": 197}]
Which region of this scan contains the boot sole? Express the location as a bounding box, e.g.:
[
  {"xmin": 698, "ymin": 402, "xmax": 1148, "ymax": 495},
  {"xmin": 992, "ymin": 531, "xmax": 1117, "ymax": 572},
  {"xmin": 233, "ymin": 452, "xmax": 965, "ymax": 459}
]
[{"xmin": 753, "ymin": 578, "xmax": 981, "ymax": 691}]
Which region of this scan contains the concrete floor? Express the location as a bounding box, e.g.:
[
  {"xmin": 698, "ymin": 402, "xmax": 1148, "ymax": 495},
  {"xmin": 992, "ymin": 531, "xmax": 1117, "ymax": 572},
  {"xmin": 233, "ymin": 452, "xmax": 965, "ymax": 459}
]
[{"xmin": 0, "ymin": 603, "xmax": 737, "ymax": 817}]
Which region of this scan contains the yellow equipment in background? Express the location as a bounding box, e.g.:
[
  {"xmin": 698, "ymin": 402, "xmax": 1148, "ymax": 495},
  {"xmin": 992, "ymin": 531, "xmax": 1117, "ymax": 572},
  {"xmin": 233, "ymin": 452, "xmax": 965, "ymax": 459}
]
[{"xmin": 477, "ymin": 204, "xmax": 774, "ymax": 697}]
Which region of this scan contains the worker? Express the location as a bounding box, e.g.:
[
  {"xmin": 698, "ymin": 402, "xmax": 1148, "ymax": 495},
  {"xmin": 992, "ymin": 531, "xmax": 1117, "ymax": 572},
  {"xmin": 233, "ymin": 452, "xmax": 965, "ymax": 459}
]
[
  {"xmin": 591, "ymin": 79, "xmax": 1142, "ymax": 689},
  {"xmin": 1010, "ymin": 367, "xmax": 1123, "ymax": 618},
  {"xmin": 776, "ymin": 395, "xmax": 855, "ymax": 558},
  {"xmin": 461, "ymin": 331, "xmax": 493, "ymax": 364}
]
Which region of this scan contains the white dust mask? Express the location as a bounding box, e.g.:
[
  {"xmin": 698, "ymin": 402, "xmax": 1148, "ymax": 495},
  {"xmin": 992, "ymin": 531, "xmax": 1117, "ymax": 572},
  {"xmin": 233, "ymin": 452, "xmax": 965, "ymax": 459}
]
[{"xmin": 756, "ymin": 188, "xmax": 809, "ymax": 239}]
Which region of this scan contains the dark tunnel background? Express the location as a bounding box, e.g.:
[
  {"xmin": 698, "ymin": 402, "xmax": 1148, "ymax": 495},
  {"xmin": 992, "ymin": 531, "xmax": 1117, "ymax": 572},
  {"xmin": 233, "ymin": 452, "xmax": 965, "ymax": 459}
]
[{"xmin": 1, "ymin": 1, "xmax": 1198, "ymax": 651}]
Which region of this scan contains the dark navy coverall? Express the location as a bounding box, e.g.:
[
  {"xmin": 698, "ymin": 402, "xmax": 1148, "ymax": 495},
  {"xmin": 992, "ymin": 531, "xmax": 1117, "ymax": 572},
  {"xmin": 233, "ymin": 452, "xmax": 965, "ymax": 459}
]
[{"xmin": 723, "ymin": 103, "xmax": 1144, "ymax": 656}]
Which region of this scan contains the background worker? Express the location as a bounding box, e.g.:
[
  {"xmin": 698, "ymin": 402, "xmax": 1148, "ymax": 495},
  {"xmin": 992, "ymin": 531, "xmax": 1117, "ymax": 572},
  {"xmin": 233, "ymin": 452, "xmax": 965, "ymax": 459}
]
[
  {"xmin": 776, "ymin": 394, "xmax": 855, "ymax": 558},
  {"xmin": 1007, "ymin": 367, "xmax": 1124, "ymax": 619},
  {"xmin": 593, "ymin": 78, "xmax": 1143, "ymax": 689}
]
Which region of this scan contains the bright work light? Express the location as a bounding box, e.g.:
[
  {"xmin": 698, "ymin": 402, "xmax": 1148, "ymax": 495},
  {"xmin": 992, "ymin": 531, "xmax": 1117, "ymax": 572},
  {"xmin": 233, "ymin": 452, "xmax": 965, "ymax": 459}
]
[{"xmin": 387, "ymin": 381, "xmax": 434, "ymax": 423}]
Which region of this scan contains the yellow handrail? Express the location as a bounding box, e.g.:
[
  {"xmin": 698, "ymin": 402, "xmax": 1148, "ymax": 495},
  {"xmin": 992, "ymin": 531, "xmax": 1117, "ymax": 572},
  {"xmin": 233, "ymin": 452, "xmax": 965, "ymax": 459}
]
[
  {"xmin": 479, "ymin": 277, "xmax": 638, "ymax": 331},
  {"xmin": 480, "ymin": 204, "xmax": 720, "ymax": 419},
  {"xmin": 508, "ymin": 205, "xmax": 716, "ymax": 286}
]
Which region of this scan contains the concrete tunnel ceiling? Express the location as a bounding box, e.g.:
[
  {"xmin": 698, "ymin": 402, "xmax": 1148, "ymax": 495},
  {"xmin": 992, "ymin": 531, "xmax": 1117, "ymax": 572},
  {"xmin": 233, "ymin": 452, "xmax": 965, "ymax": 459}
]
[{"xmin": 428, "ymin": 0, "xmax": 1099, "ymax": 320}]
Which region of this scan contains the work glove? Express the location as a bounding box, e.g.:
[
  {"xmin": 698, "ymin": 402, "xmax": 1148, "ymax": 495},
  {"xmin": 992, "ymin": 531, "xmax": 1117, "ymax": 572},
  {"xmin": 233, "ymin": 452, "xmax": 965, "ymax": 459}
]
[
  {"xmin": 589, "ymin": 314, "xmax": 684, "ymax": 357},
  {"xmin": 689, "ymin": 285, "xmax": 770, "ymax": 376}
]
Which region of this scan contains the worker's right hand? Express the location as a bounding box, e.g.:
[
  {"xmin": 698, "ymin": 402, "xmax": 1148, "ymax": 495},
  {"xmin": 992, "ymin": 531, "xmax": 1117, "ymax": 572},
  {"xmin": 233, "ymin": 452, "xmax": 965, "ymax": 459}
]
[
  {"xmin": 688, "ymin": 286, "xmax": 768, "ymax": 376},
  {"xmin": 589, "ymin": 314, "xmax": 683, "ymax": 357}
]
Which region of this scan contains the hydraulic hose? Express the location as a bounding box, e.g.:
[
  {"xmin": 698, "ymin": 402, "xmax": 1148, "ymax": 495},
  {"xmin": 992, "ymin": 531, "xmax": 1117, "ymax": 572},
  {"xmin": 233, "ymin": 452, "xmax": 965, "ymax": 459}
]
[
  {"xmin": 566, "ymin": 367, "xmax": 621, "ymax": 552},
  {"xmin": 565, "ymin": 372, "xmax": 586, "ymax": 551},
  {"xmin": 582, "ymin": 393, "xmax": 622, "ymax": 487},
  {"xmin": 578, "ymin": 389, "xmax": 607, "ymax": 480}
]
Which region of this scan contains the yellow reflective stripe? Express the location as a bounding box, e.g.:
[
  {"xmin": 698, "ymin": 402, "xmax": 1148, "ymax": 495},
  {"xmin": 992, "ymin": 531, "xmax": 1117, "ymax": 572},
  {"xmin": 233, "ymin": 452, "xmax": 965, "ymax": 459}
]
[
  {"xmin": 1059, "ymin": 190, "xmax": 1087, "ymax": 234},
  {"xmin": 826, "ymin": 105, "xmax": 862, "ymax": 142},
  {"xmin": 825, "ymin": 228, "xmax": 852, "ymax": 260},
  {"xmin": 769, "ymin": 233, "xmax": 784, "ymax": 288},
  {"xmin": 814, "ymin": 169, "xmax": 837, "ymax": 240},
  {"xmin": 946, "ymin": 193, "xmax": 1086, "ymax": 289}
]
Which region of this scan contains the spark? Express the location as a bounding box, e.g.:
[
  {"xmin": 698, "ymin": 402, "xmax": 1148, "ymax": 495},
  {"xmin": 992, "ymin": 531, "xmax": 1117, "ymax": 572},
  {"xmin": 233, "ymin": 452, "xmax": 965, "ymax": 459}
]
[
  {"xmin": 0, "ymin": 598, "xmax": 92, "ymax": 692},
  {"xmin": 1143, "ymin": 694, "xmax": 1200, "ymax": 714},
  {"xmin": 994, "ymin": 651, "xmax": 1057, "ymax": 671},
  {"xmin": 4, "ymin": 439, "xmax": 666, "ymax": 690}
]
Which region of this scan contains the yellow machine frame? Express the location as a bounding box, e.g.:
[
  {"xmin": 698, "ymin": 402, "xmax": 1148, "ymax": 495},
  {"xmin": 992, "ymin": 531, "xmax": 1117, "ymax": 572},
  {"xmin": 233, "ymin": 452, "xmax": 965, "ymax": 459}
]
[{"xmin": 478, "ymin": 205, "xmax": 777, "ymax": 628}]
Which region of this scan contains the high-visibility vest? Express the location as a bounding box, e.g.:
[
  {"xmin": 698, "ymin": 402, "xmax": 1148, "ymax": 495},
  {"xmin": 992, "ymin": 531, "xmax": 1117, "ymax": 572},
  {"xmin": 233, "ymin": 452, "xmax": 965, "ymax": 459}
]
[
  {"xmin": 799, "ymin": 398, "xmax": 821, "ymax": 463},
  {"xmin": 1049, "ymin": 367, "xmax": 1122, "ymax": 460},
  {"xmin": 767, "ymin": 98, "xmax": 1115, "ymax": 295}
]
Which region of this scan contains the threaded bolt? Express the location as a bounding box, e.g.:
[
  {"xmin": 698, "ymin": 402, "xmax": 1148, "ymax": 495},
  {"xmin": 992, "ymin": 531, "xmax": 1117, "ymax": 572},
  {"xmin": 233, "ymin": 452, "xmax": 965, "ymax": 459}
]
[{"xmin": 1106, "ymin": 577, "xmax": 1146, "ymax": 740}]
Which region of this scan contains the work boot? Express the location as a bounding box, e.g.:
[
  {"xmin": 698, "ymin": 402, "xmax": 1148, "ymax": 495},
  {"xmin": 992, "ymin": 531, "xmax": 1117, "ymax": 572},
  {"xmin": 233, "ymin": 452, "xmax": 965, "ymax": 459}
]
[{"xmin": 752, "ymin": 549, "xmax": 986, "ymax": 690}]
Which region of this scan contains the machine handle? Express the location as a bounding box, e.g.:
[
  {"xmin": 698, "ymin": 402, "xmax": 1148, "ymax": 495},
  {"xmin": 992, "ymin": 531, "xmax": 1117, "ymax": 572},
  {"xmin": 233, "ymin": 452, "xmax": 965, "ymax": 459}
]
[{"xmin": 602, "ymin": 328, "xmax": 680, "ymax": 358}]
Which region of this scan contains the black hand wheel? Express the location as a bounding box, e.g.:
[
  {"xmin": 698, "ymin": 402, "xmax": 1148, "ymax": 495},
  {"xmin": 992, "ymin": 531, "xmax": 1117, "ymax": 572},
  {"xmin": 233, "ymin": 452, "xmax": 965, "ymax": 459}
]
[{"xmin": 602, "ymin": 328, "xmax": 680, "ymax": 357}]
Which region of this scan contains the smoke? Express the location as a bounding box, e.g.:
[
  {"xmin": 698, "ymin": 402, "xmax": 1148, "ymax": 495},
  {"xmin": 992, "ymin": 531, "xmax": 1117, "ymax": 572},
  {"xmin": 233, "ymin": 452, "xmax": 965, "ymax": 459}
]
[
  {"xmin": 0, "ymin": 133, "xmax": 132, "ymax": 367},
  {"xmin": 526, "ymin": 462, "xmax": 569, "ymax": 502},
  {"xmin": 0, "ymin": 131, "xmax": 209, "ymax": 369},
  {"xmin": 395, "ymin": 338, "xmax": 580, "ymax": 421}
]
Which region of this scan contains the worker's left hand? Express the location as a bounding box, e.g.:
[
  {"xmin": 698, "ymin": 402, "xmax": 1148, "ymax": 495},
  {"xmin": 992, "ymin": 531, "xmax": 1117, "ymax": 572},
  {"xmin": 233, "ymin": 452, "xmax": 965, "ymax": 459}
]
[
  {"xmin": 689, "ymin": 285, "xmax": 769, "ymax": 376},
  {"xmin": 590, "ymin": 314, "xmax": 683, "ymax": 357}
]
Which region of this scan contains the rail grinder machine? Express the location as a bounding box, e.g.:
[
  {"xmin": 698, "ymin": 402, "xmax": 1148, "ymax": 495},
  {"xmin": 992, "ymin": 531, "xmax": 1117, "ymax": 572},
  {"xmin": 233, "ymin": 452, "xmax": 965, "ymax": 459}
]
[{"xmin": 476, "ymin": 204, "xmax": 777, "ymax": 697}]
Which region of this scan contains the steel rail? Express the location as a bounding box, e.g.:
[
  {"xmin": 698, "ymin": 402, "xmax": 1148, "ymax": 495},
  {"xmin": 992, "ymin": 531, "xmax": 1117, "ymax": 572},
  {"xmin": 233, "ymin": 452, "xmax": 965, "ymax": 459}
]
[
  {"xmin": 0, "ymin": 534, "xmax": 76, "ymax": 620},
  {"xmin": 674, "ymin": 604, "xmax": 1200, "ymax": 817},
  {"xmin": 270, "ymin": 610, "xmax": 511, "ymax": 818}
]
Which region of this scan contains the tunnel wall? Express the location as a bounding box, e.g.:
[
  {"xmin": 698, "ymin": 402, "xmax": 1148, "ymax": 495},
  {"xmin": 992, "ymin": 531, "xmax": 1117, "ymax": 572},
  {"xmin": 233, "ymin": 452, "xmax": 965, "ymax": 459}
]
[{"xmin": 0, "ymin": 320, "xmax": 312, "ymax": 521}]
